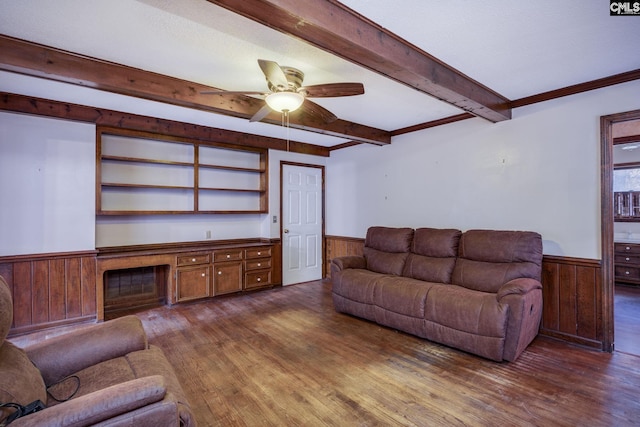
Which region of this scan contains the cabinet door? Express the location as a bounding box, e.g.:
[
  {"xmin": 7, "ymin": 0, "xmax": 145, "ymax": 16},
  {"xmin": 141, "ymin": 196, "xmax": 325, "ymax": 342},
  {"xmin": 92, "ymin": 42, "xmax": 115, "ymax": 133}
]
[
  {"xmin": 176, "ymin": 266, "xmax": 211, "ymax": 302},
  {"xmin": 213, "ymin": 261, "xmax": 243, "ymax": 295}
]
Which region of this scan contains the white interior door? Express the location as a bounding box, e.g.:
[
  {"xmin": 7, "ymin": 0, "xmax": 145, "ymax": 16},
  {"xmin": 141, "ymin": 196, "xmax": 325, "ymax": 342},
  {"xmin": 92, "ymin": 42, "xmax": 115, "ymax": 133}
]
[{"xmin": 282, "ymin": 164, "xmax": 323, "ymax": 286}]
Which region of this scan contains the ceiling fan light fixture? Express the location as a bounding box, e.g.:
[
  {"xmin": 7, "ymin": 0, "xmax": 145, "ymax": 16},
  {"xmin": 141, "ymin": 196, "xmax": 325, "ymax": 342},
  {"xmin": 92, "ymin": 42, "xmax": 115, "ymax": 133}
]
[{"xmin": 265, "ymin": 91, "xmax": 304, "ymax": 113}]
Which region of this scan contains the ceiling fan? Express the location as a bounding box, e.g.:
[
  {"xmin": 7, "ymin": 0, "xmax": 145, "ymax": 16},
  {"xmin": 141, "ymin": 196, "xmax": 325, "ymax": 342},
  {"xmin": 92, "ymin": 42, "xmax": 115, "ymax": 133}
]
[{"xmin": 201, "ymin": 59, "xmax": 364, "ymax": 124}]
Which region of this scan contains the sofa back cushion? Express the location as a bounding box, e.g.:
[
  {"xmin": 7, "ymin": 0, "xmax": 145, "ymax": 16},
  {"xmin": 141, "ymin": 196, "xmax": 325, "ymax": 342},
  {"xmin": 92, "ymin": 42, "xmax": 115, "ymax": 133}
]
[
  {"xmin": 451, "ymin": 230, "xmax": 543, "ymax": 293},
  {"xmin": 363, "ymin": 227, "xmax": 413, "ymax": 275},
  {"xmin": 402, "ymin": 228, "xmax": 461, "ymax": 283}
]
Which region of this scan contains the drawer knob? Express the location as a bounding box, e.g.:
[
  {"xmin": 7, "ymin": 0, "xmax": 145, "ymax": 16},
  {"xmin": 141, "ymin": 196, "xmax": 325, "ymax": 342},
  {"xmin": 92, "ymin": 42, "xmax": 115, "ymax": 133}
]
[
  {"xmin": 226, "ymin": 254, "xmax": 231, "ymax": 259},
  {"xmin": 201, "ymin": 273, "xmax": 205, "ymax": 277},
  {"xmin": 626, "ymin": 271, "xmax": 630, "ymax": 275},
  {"xmin": 257, "ymin": 263, "xmax": 261, "ymax": 267},
  {"xmin": 192, "ymin": 258, "xmax": 196, "ymax": 262},
  {"xmin": 257, "ymin": 278, "xmax": 261, "ymax": 282},
  {"xmin": 257, "ymin": 252, "xmax": 261, "ymax": 255},
  {"xmin": 627, "ymin": 257, "xmax": 630, "ymax": 261},
  {"xmin": 626, "ymin": 246, "xmax": 631, "ymax": 250},
  {"xmin": 218, "ymin": 271, "xmax": 222, "ymax": 275}
]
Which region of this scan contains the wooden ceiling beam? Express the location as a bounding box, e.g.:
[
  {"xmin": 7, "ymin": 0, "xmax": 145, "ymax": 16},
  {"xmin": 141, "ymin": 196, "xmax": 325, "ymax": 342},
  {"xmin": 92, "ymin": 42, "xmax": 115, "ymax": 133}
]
[
  {"xmin": 207, "ymin": 0, "xmax": 512, "ymax": 123},
  {"xmin": 0, "ymin": 35, "xmax": 390, "ymax": 146},
  {"xmin": 0, "ymin": 92, "xmax": 330, "ymax": 156}
]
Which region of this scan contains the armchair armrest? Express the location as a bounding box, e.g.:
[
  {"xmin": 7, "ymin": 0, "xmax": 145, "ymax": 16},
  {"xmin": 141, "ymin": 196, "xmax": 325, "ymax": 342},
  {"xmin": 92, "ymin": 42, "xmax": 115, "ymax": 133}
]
[
  {"xmin": 331, "ymin": 256, "xmax": 366, "ymax": 271},
  {"xmin": 497, "ymin": 278, "xmax": 542, "ymax": 301},
  {"xmin": 25, "ymin": 315, "xmax": 148, "ymax": 385},
  {"xmin": 12, "ymin": 375, "xmax": 170, "ymax": 427}
]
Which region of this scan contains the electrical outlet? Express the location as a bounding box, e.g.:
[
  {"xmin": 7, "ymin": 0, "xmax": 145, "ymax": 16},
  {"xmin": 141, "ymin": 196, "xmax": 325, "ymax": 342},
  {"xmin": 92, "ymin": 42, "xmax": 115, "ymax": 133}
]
[{"xmin": 205, "ymin": 230, "xmax": 212, "ymax": 239}]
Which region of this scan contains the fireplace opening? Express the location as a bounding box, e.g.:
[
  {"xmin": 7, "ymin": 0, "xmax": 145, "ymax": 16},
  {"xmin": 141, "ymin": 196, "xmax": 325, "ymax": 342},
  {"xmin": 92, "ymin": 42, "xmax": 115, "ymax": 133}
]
[{"xmin": 104, "ymin": 265, "xmax": 167, "ymax": 320}]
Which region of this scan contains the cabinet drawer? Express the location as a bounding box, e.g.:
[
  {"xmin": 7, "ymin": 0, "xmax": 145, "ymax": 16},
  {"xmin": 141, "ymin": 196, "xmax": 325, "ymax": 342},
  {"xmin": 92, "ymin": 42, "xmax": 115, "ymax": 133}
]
[
  {"xmin": 245, "ymin": 246, "xmax": 272, "ymax": 259},
  {"xmin": 245, "ymin": 258, "xmax": 272, "ymax": 271},
  {"xmin": 213, "ymin": 250, "xmax": 243, "ymax": 262},
  {"xmin": 245, "ymin": 270, "xmax": 271, "ymax": 290},
  {"xmin": 614, "ymin": 254, "xmax": 640, "ymax": 265},
  {"xmin": 614, "ymin": 243, "xmax": 640, "ymax": 255},
  {"xmin": 615, "ymin": 265, "xmax": 640, "ymax": 281},
  {"xmin": 176, "ymin": 253, "xmax": 211, "ymax": 266}
]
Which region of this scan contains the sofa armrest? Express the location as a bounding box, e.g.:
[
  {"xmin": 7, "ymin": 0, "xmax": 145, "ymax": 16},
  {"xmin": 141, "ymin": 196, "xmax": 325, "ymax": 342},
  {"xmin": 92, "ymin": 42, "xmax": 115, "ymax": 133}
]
[
  {"xmin": 12, "ymin": 375, "xmax": 170, "ymax": 427},
  {"xmin": 496, "ymin": 278, "xmax": 543, "ymax": 361},
  {"xmin": 331, "ymin": 256, "xmax": 366, "ymax": 271},
  {"xmin": 496, "ymin": 278, "xmax": 542, "ymax": 301},
  {"xmin": 25, "ymin": 315, "xmax": 148, "ymax": 385}
]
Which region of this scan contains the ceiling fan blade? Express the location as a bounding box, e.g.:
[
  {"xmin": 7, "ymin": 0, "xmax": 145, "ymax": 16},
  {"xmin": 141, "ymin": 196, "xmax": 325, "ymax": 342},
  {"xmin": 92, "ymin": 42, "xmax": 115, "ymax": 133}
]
[
  {"xmin": 301, "ymin": 82, "xmax": 364, "ymax": 98},
  {"xmin": 301, "ymin": 99, "xmax": 338, "ymax": 123},
  {"xmin": 258, "ymin": 59, "xmax": 289, "ymax": 90},
  {"xmin": 201, "ymin": 90, "xmax": 267, "ymax": 95},
  {"xmin": 249, "ymin": 103, "xmax": 273, "ymax": 123}
]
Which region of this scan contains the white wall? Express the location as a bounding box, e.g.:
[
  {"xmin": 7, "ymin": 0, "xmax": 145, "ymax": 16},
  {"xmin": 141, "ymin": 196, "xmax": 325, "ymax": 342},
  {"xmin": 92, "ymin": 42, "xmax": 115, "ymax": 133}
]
[
  {"xmin": 261, "ymin": 149, "xmax": 327, "ymax": 239},
  {"xmin": 0, "ymin": 112, "xmax": 326, "ymax": 253},
  {"xmin": 325, "ymin": 80, "xmax": 640, "ymax": 259},
  {"xmin": 0, "ymin": 112, "xmax": 95, "ymax": 255},
  {"xmin": 0, "ymin": 72, "xmax": 329, "ymax": 249}
]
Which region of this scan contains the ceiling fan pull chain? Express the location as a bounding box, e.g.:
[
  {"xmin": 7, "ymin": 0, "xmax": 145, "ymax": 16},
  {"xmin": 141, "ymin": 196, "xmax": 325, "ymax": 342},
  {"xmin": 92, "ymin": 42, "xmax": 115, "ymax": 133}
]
[{"xmin": 285, "ymin": 110, "xmax": 291, "ymax": 152}]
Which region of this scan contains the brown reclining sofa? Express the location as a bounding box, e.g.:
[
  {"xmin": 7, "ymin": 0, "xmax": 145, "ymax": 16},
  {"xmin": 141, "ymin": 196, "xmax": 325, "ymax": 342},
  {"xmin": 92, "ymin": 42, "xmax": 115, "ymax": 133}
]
[{"xmin": 331, "ymin": 227, "xmax": 543, "ymax": 362}]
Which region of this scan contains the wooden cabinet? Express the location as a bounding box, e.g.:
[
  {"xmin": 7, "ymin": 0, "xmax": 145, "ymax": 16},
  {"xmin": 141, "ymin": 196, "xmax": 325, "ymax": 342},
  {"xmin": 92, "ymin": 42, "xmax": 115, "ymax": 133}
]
[
  {"xmin": 614, "ymin": 242, "xmax": 640, "ymax": 284},
  {"xmin": 244, "ymin": 247, "xmax": 272, "ymax": 290},
  {"xmin": 176, "ymin": 252, "xmax": 211, "ymax": 302},
  {"xmin": 213, "ymin": 249, "xmax": 244, "ymax": 295}
]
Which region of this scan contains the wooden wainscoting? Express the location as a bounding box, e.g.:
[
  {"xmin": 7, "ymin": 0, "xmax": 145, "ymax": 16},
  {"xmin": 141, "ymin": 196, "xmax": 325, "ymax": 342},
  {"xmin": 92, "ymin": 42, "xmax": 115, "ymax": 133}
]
[
  {"xmin": 540, "ymin": 255, "xmax": 603, "ymax": 349},
  {"xmin": 325, "ymin": 235, "xmax": 365, "ymax": 277},
  {"xmin": 0, "ymin": 251, "xmax": 97, "ymax": 336},
  {"xmin": 325, "ymin": 235, "xmax": 604, "ymax": 350}
]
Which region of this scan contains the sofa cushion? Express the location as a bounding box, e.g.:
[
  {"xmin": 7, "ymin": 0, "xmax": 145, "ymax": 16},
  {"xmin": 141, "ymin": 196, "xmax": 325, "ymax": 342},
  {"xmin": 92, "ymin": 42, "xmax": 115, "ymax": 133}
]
[
  {"xmin": 365, "ymin": 226, "xmax": 414, "ymax": 252},
  {"xmin": 363, "ymin": 248, "xmax": 409, "ymax": 275},
  {"xmin": 424, "ymin": 285, "xmax": 509, "ymax": 339},
  {"xmin": 403, "ymin": 228, "xmax": 461, "ymax": 283},
  {"xmin": 373, "ymin": 276, "xmax": 437, "ymax": 318},
  {"xmin": 411, "ymin": 228, "xmax": 461, "ymax": 257},
  {"xmin": 332, "ymin": 269, "xmax": 384, "ymax": 305},
  {"xmin": 363, "ymin": 227, "xmax": 413, "ymax": 275},
  {"xmin": 452, "ymin": 230, "xmax": 543, "ymax": 293}
]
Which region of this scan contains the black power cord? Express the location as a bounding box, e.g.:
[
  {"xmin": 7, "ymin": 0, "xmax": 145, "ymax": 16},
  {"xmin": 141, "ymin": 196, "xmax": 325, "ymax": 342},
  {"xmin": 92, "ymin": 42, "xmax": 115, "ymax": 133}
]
[{"xmin": 0, "ymin": 400, "xmax": 46, "ymax": 425}]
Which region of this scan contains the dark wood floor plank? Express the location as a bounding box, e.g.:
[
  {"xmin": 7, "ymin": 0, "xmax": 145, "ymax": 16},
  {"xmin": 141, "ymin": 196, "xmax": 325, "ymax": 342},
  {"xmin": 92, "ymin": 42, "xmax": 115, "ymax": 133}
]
[
  {"xmin": 615, "ymin": 284, "xmax": 640, "ymax": 356},
  {"xmin": 10, "ymin": 280, "xmax": 640, "ymax": 426}
]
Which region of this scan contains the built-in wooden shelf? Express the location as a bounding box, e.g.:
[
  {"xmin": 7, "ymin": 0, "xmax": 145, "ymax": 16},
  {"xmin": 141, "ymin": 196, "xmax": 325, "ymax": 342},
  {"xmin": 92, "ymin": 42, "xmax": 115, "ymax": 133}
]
[{"xmin": 96, "ymin": 127, "xmax": 268, "ymax": 215}]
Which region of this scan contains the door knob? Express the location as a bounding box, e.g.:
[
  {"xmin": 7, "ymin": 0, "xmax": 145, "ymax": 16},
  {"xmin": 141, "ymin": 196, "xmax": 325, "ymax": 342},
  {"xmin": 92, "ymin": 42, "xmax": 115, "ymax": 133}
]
[{"xmin": 284, "ymin": 229, "xmax": 289, "ymax": 233}]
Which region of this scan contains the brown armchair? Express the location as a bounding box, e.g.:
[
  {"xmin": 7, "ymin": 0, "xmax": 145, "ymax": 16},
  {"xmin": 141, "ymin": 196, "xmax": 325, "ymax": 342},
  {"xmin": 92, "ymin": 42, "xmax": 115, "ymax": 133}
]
[{"xmin": 0, "ymin": 275, "xmax": 196, "ymax": 426}]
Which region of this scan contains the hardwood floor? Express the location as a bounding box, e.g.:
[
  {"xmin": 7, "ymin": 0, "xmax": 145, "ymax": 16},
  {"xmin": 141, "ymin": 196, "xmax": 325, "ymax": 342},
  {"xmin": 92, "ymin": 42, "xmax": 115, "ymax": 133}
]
[
  {"xmin": 615, "ymin": 284, "xmax": 640, "ymax": 355},
  {"xmin": 11, "ymin": 280, "xmax": 640, "ymax": 426}
]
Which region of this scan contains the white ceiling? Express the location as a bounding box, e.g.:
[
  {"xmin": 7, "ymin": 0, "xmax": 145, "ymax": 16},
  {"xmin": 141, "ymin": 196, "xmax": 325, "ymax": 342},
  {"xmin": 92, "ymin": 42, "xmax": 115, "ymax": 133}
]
[{"xmin": 0, "ymin": 0, "xmax": 639, "ymax": 148}]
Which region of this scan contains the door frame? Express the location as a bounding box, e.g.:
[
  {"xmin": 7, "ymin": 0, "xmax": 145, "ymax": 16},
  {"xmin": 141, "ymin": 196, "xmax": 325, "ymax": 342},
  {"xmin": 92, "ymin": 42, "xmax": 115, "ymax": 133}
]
[
  {"xmin": 600, "ymin": 108, "xmax": 640, "ymax": 352},
  {"xmin": 280, "ymin": 161, "xmax": 326, "ymax": 283}
]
